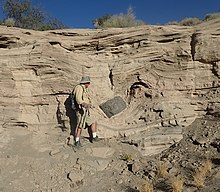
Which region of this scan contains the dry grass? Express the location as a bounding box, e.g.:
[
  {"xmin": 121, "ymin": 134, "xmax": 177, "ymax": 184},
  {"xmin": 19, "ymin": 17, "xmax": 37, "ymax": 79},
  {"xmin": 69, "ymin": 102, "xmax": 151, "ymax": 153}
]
[
  {"xmin": 120, "ymin": 153, "xmax": 133, "ymax": 161},
  {"xmin": 140, "ymin": 182, "xmax": 154, "ymax": 192},
  {"xmin": 193, "ymin": 169, "xmax": 205, "ymax": 188},
  {"xmin": 156, "ymin": 162, "xmax": 169, "ymax": 178},
  {"xmin": 202, "ymin": 160, "xmax": 212, "ymax": 175},
  {"xmin": 4, "ymin": 18, "xmax": 15, "ymax": 27},
  {"xmin": 193, "ymin": 160, "xmax": 213, "ymax": 188},
  {"xmin": 169, "ymin": 175, "xmax": 184, "ymax": 192}
]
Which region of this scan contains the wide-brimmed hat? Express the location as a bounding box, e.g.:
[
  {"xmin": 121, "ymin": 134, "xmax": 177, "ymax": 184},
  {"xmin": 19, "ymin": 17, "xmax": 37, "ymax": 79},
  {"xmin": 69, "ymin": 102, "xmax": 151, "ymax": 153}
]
[{"xmin": 80, "ymin": 76, "xmax": 91, "ymax": 84}]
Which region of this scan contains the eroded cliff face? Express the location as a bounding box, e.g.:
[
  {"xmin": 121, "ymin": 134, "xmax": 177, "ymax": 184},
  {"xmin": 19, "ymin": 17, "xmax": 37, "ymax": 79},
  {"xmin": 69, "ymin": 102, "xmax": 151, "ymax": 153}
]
[{"xmin": 0, "ymin": 19, "xmax": 219, "ymax": 155}]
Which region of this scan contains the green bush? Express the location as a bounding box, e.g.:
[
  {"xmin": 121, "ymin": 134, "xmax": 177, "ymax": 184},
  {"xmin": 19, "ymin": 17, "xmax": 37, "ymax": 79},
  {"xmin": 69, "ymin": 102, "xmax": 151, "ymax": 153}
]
[
  {"xmin": 94, "ymin": 6, "xmax": 145, "ymax": 28},
  {"xmin": 2, "ymin": 0, "xmax": 65, "ymax": 30}
]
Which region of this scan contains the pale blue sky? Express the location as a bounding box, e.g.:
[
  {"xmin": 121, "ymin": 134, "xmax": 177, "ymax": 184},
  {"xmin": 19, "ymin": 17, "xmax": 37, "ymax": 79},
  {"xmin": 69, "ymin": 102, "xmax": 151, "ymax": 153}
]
[{"xmin": 0, "ymin": 0, "xmax": 219, "ymax": 28}]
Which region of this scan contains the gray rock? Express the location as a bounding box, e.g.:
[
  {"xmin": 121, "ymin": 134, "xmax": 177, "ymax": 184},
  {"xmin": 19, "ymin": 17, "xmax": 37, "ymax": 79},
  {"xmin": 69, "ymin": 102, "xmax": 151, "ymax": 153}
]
[
  {"xmin": 99, "ymin": 96, "xmax": 127, "ymax": 118},
  {"xmin": 67, "ymin": 170, "xmax": 84, "ymax": 188}
]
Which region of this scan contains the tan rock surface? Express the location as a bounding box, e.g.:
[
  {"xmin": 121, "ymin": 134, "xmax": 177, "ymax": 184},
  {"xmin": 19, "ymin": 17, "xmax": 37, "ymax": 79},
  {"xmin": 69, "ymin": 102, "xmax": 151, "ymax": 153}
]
[
  {"xmin": 0, "ymin": 21, "xmax": 220, "ymax": 153},
  {"xmin": 0, "ymin": 18, "xmax": 220, "ymax": 192},
  {"xmin": 0, "ymin": 19, "xmax": 220, "ymax": 156}
]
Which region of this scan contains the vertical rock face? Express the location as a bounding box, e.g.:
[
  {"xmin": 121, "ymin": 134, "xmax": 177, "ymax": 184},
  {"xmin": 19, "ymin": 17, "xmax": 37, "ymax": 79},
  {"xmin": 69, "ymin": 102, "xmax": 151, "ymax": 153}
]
[{"xmin": 0, "ymin": 19, "xmax": 219, "ymax": 155}]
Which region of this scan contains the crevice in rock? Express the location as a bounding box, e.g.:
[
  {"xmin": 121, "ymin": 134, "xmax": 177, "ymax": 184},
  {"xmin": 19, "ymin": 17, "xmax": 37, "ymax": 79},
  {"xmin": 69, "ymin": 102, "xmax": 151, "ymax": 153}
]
[
  {"xmin": 23, "ymin": 31, "xmax": 32, "ymax": 35},
  {"xmin": 162, "ymin": 33, "xmax": 181, "ymax": 37},
  {"xmin": 131, "ymin": 81, "xmax": 151, "ymax": 89},
  {"xmin": 0, "ymin": 36, "xmax": 9, "ymax": 41},
  {"xmin": 211, "ymin": 33, "xmax": 220, "ymax": 36},
  {"xmin": 50, "ymin": 92, "xmax": 70, "ymax": 96},
  {"xmin": 211, "ymin": 62, "xmax": 220, "ymax": 78},
  {"xmin": 2, "ymin": 121, "xmax": 28, "ymax": 128},
  {"xmin": 149, "ymin": 59, "xmax": 161, "ymax": 62},
  {"xmin": 190, "ymin": 33, "xmax": 197, "ymax": 61},
  {"xmin": 0, "ymin": 44, "xmax": 8, "ymax": 48},
  {"xmin": 49, "ymin": 31, "xmax": 80, "ymax": 36},
  {"xmin": 177, "ymin": 85, "xmax": 220, "ymax": 92},
  {"xmin": 49, "ymin": 41, "xmax": 61, "ymax": 46},
  {"xmin": 49, "ymin": 41, "xmax": 75, "ymax": 52},
  {"xmin": 157, "ymin": 37, "xmax": 180, "ymax": 43},
  {"xmin": 109, "ymin": 69, "xmax": 114, "ymax": 90},
  {"xmin": 127, "ymin": 163, "xmax": 133, "ymax": 172},
  {"xmin": 128, "ymin": 81, "xmax": 152, "ymax": 103}
]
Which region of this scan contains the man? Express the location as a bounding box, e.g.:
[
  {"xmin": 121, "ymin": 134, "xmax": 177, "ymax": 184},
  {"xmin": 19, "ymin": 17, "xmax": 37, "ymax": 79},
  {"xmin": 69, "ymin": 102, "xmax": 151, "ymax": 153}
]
[{"xmin": 73, "ymin": 76, "xmax": 99, "ymax": 147}]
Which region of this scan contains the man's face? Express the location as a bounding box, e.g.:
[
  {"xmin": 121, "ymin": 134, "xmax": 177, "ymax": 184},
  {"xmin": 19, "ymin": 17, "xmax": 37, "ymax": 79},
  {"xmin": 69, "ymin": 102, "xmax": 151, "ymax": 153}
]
[{"xmin": 85, "ymin": 82, "xmax": 90, "ymax": 88}]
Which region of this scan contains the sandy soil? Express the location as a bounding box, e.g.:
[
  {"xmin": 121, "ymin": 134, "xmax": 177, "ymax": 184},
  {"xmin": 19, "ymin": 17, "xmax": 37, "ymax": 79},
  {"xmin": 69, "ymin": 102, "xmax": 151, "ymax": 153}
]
[{"xmin": 0, "ymin": 115, "xmax": 219, "ymax": 192}]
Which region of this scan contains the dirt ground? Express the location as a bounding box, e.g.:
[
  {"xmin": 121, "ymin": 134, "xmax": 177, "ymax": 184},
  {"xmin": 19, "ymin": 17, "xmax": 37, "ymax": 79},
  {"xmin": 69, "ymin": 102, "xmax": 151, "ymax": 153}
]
[{"xmin": 0, "ymin": 114, "xmax": 219, "ymax": 192}]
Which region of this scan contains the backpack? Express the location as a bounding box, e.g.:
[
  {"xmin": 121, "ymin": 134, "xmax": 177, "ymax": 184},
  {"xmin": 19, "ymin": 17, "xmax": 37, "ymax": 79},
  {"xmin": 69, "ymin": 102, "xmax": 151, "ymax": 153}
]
[{"xmin": 70, "ymin": 84, "xmax": 84, "ymax": 110}]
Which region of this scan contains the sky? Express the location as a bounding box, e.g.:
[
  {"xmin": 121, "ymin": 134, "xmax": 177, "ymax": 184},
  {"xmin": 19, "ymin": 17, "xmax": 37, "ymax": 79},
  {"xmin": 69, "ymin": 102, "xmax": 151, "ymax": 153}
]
[{"xmin": 0, "ymin": 0, "xmax": 220, "ymax": 29}]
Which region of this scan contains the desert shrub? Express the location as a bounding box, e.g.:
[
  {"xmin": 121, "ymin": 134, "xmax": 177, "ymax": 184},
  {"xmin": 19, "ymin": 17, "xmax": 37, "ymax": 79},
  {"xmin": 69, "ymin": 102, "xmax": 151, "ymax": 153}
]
[
  {"xmin": 166, "ymin": 21, "xmax": 179, "ymax": 25},
  {"xmin": 193, "ymin": 169, "xmax": 205, "ymax": 188},
  {"xmin": 166, "ymin": 17, "xmax": 201, "ymax": 26},
  {"xmin": 4, "ymin": 17, "xmax": 15, "ymax": 27},
  {"xmin": 169, "ymin": 175, "xmax": 184, "ymax": 192},
  {"xmin": 193, "ymin": 160, "xmax": 212, "ymax": 188},
  {"xmin": 140, "ymin": 182, "xmax": 154, "ymax": 192},
  {"xmin": 94, "ymin": 6, "xmax": 145, "ymax": 28},
  {"xmin": 204, "ymin": 12, "xmax": 220, "ymax": 21},
  {"xmin": 156, "ymin": 162, "xmax": 168, "ymax": 178},
  {"xmin": 179, "ymin": 17, "xmax": 202, "ymax": 26},
  {"xmin": 93, "ymin": 14, "xmax": 112, "ymax": 29}
]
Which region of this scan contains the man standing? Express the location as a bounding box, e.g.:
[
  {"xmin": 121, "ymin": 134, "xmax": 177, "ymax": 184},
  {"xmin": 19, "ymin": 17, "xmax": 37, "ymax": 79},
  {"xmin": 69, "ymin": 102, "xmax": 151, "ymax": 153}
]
[{"xmin": 73, "ymin": 76, "xmax": 98, "ymax": 147}]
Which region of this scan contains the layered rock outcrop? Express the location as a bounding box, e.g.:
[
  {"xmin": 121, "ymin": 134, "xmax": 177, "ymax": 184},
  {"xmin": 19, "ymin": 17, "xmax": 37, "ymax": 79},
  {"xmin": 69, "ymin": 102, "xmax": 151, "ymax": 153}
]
[{"xmin": 0, "ymin": 19, "xmax": 219, "ymax": 155}]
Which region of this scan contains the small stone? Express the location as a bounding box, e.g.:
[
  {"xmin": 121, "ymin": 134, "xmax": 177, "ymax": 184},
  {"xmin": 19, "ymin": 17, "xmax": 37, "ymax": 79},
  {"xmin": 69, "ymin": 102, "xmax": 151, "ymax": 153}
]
[
  {"xmin": 132, "ymin": 162, "xmax": 140, "ymax": 173},
  {"xmin": 116, "ymin": 179, "xmax": 123, "ymax": 184},
  {"xmin": 49, "ymin": 149, "xmax": 60, "ymax": 156}
]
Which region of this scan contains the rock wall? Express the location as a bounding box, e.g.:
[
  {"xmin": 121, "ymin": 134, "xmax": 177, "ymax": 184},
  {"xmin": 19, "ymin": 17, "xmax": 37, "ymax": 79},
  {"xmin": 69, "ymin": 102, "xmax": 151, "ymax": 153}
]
[{"xmin": 0, "ymin": 19, "xmax": 219, "ymax": 155}]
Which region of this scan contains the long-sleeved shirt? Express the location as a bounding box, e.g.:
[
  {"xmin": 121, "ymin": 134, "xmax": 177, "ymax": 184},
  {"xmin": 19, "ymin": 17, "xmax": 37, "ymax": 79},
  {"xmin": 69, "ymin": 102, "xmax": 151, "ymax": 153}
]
[{"xmin": 73, "ymin": 84, "xmax": 91, "ymax": 105}]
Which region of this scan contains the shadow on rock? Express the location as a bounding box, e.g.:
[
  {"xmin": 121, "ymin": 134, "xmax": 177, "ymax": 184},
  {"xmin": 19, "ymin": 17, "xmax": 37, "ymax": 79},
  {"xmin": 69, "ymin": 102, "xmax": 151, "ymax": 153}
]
[{"xmin": 63, "ymin": 94, "xmax": 77, "ymax": 135}]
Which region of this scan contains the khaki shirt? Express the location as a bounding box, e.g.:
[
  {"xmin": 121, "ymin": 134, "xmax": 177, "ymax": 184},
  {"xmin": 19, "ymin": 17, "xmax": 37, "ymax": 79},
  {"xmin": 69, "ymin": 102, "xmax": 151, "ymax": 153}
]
[{"xmin": 73, "ymin": 84, "xmax": 91, "ymax": 106}]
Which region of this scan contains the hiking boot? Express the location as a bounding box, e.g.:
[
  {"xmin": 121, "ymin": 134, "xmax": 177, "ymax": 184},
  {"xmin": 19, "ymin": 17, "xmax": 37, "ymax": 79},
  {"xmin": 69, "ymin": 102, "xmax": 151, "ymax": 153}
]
[
  {"xmin": 91, "ymin": 136, "xmax": 100, "ymax": 143},
  {"xmin": 74, "ymin": 141, "xmax": 82, "ymax": 149}
]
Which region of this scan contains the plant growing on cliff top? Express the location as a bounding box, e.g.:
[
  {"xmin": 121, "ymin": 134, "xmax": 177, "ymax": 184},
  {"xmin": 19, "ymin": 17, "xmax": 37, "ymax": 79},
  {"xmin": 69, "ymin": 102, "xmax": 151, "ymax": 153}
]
[
  {"xmin": 204, "ymin": 12, "xmax": 220, "ymax": 21},
  {"xmin": 179, "ymin": 17, "xmax": 202, "ymax": 26},
  {"xmin": 4, "ymin": 17, "xmax": 15, "ymax": 27},
  {"xmin": 93, "ymin": 6, "xmax": 145, "ymax": 28}
]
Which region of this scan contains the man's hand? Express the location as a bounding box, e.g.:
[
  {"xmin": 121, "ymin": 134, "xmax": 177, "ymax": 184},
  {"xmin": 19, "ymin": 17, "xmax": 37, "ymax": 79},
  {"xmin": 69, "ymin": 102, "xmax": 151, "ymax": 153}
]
[{"xmin": 82, "ymin": 102, "xmax": 92, "ymax": 109}]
